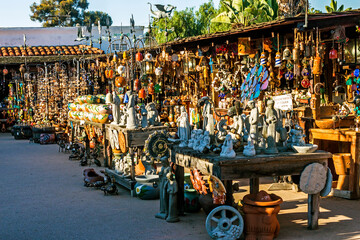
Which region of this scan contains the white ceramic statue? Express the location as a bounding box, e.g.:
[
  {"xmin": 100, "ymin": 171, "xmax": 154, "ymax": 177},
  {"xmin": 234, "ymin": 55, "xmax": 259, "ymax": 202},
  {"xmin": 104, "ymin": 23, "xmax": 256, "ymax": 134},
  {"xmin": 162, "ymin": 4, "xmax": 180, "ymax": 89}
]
[
  {"xmin": 126, "ymin": 93, "xmax": 138, "ymax": 129},
  {"xmin": 193, "ymin": 129, "xmax": 204, "ymax": 151},
  {"xmin": 243, "ymin": 133, "xmax": 256, "ymax": 157},
  {"xmin": 201, "ymin": 97, "xmax": 215, "ymax": 136},
  {"xmin": 106, "ymin": 91, "xmax": 121, "ymax": 125},
  {"xmin": 188, "ymin": 130, "xmax": 197, "ymax": 148},
  {"xmin": 220, "ymin": 134, "xmax": 236, "ymax": 158},
  {"xmin": 119, "ymin": 107, "xmax": 127, "ymax": 127},
  {"xmin": 198, "ymin": 131, "xmax": 211, "ymax": 153},
  {"xmin": 177, "ymin": 106, "xmax": 191, "ymax": 147},
  {"xmin": 140, "ymin": 104, "xmax": 148, "ymax": 128}
]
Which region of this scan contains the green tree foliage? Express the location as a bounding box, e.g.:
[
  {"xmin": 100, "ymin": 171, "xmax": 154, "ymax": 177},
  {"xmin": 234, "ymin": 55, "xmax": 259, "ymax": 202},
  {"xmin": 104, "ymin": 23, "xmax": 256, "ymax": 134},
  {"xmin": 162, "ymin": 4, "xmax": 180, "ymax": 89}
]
[
  {"xmin": 211, "ymin": 0, "xmax": 278, "ymax": 28},
  {"xmin": 30, "ymin": 0, "xmax": 113, "ymax": 27},
  {"xmin": 152, "ymin": 1, "xmax": 220, "ymax": 44},
  {"xmin": 325, "ymin": 0, "xmax": 352, "ymax": 13}
]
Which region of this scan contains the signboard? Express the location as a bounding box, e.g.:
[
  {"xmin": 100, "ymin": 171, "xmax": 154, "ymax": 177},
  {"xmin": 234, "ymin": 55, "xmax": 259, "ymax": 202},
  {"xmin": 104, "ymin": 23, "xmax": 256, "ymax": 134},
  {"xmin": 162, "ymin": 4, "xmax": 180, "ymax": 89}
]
[{"xmin": 273, "ymin": 94, "xmax": 293, "ymax": 111}]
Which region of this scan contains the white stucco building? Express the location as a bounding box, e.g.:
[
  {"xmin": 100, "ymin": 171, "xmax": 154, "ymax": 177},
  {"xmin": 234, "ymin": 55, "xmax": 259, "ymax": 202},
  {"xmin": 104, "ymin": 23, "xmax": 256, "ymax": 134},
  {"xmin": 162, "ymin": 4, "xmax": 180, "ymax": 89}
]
[{"xmin": 0, "ymin": 25, "xmax": 145, "ymax": 53}]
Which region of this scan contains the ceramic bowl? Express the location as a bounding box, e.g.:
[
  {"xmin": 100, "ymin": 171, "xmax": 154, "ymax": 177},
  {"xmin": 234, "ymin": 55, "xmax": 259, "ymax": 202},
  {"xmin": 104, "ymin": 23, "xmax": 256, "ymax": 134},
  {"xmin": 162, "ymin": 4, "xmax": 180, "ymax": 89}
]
[{"xmin": 292, "ymin": 144, "xmax": 318, "ymax": 153}]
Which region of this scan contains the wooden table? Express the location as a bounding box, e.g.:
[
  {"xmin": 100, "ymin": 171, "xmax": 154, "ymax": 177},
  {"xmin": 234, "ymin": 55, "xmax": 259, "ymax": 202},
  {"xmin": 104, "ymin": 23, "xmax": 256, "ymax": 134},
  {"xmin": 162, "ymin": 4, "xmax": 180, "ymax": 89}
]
[
  {"xmin": 171, "ymin": 147, "xmax": 331, "ymax": 230},
  {"xmin": 310, "ymin": 128, "xmax": 360, "ymax": 199},
  {"xmin": 105, "ymin": 125, "xmax": 168, "ymax": 194}
]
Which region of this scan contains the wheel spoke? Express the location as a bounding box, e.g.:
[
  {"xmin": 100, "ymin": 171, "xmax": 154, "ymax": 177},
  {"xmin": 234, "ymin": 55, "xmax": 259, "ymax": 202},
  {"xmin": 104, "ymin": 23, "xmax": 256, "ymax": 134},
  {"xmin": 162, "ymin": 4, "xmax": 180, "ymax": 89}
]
[
  {"xmin": 230, "ymin": 215, "xmax": 238, "ymax": 223},
  {"xmin": 221, "ymin": 209, "xmax": 226, "ymax": 218},
  {"xmin": 211, "ymin": 217, "xmax": 219, "ymax": 223}
]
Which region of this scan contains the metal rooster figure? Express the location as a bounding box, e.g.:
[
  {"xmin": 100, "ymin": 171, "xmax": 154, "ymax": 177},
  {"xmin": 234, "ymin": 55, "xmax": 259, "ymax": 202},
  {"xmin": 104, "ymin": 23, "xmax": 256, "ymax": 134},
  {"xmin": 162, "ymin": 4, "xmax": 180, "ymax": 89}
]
[{"xmin": 148, "ymin": 2, "xmax": 176, "ymax": 42}]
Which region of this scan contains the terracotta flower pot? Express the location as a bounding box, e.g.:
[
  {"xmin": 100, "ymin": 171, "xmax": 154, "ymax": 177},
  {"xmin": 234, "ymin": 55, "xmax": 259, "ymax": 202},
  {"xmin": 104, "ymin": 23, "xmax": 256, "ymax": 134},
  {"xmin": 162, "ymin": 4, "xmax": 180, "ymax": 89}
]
[{"xmin": 242, "ymin": 191, "xmax": 283, "ymax": 240}]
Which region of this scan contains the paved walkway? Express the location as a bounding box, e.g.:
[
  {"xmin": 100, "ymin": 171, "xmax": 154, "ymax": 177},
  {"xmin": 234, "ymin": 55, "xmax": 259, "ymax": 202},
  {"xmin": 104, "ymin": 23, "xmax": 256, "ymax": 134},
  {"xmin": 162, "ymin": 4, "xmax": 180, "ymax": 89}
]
[{"xmin": 1, "ymin": 133, "xmax": 359, "ymax": 240}]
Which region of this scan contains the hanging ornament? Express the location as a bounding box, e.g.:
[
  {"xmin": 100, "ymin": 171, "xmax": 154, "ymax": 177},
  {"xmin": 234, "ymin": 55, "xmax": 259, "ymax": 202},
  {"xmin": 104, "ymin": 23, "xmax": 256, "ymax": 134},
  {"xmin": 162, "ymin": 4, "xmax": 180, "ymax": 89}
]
[
  {"xmin": 134, "ymin": 79, "xmax": 140, "ymax": 91},
  {"xmin": 113, "ymin": 52, "xmax": 118, "ymax": 62},
  {"xmin": 154, "ymin": 83, "xmax": 161, "ymax": 93},
  {"xmin": 3, "ymin": 68, "xmax": 8, "ymax": 75},
  {"xmin": 145, "ymin": 52, "xmax": 152, "ymax": 61},
  {"xmin": 275, "ymin": 52, "xmax": 282, "ymax": 67},
  {"xmin": 123, "ymin": 93, "xmax": 129, "ymax": 103},
  {"xmin": 123, "ymin": 51, "xmax": 128, "ymax": 60},
  {"xmin": 313, "ymin": 56, "xmax": 321, "ymax": 75},
  {"xmin": 260, "ymin": 51, "xmax": 267, "ymax": 65},
  {"xmin": 139, "ymin": 88, "xmax": 146, "ymax": 99},
  {"xmin": 136, "ymin": 51, "xmax": 143, "ymax": 62},
  {"xmin": 148, "ymin": 82, "xmax": 155, "ymax": 95}
]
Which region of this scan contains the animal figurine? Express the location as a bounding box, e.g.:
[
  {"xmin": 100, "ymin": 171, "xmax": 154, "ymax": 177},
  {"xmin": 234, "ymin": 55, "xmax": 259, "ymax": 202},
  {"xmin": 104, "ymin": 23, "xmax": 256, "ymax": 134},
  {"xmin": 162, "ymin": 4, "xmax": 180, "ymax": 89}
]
[{"xmin": 101, "ymin": 178, "xmax": 118, "ymax": 195}]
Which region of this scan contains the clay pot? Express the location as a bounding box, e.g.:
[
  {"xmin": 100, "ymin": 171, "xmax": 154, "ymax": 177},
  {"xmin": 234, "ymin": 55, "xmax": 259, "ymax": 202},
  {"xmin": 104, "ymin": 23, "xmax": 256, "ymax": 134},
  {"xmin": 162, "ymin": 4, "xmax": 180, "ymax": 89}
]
[
  {"xmin": 184, "ymin": 189, "xmax": 201, "ymax": 213},
  {"xmin": 242, "ymin": 191, "xmax": 283, "ymax": 240}
]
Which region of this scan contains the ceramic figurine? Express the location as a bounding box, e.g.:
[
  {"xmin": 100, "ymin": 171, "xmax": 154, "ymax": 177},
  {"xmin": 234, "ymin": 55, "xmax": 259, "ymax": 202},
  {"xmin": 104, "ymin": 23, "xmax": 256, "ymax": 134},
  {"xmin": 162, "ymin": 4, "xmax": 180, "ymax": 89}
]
[
  {"xmin": 264, "ymin": 99, "xmax": 279, "ymax": 154},
  {"xmin": 216, "ymin": 119, "xmax": 228, "ymax": 142},
  {"xmin": 126, "ymin": 93, "xmax": 138, "ymax": 129},
  {"xmin": 198, "ymin": 131, "xmax": 211, "ymax": 153},
  {"xmin": 193, "ymin": 129, "xmax": 203, "ymax": 151},
  {"xmin": 248, "ymin": 101, "xmax": 259, "ymax": 147},
  {"xmin": 199, "ymin": 97, "xmax": 215, "ymax": 136},
  {"xmin": 165, "ymin": 172, "xmax": 180, "ymax": 222},
  {"xmin": 188, "ymin": 130, "xmax": 197, "ymax": 148},
  {"xmin": 275, "ymin": 109, "xmax": 288, "ymax": 150},
  {"xmin": 243, "ymin": 133, "xmax": 256, "ymax": 157},
  {"xmin": 155, "ymin": 156, "xmax": 171, "ymax": 220},
  {"xmin": 142, "ymin": 155, "xmax": 156, "ymax": 175},
  {"xmin": 288, "ymin": 125, "xmax": 305, "ymax": 147},
  {"xmin": 140, "ymin": 104, "xmax": 148, "ymax": 128},
  {"xmin": 119, "ymin": 107, "xmax": 127, "ymax": 127},
  {"xmin": 220, "ymin": 134, "xmax": 236, "ymax": 158},
  {"xmin": 176, "ymin": 106, "xmax": 191, "ymax": 147},
  {"xmin": 146, "ymin": 102, "xmax": 160, "ymax": 126}
]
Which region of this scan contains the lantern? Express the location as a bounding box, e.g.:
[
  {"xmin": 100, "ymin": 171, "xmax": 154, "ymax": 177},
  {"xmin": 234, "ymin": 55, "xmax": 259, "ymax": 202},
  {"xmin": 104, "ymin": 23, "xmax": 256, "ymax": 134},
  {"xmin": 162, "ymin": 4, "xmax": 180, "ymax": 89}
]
[
  {"xmin": 329, "ymin": 48, "xmax": 338, "ymax": 60},
  {"xmin": 313, "ymin": 56, "xmax": 322, "ymax": 75},
  {"xmin": 139, "ymin": 88, "xmax": 146, "ymax": 99},
  {"xmin": 184, "ymin": 56, "xmax": 197, "ymax": 74},
  {"xmin": 142, "ymin": 61, "xmax": 154, "ymax": 75},
  {"xmin": 148, "ymin": 82, "xmax": 155, "ymax": 95},
  {"xmin": 136, "ymin": 51, "xmax": 143, "ymax": 62}
]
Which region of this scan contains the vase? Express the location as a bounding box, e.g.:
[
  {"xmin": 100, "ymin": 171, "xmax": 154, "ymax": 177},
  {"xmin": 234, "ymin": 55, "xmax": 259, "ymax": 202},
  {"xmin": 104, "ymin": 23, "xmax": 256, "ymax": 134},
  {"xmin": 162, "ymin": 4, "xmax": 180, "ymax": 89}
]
[
  {"xmin": 134, "ymin": 175, "xmax": 160, "ymax": 200},
  {"xmin": 242, "ymin": 191, "xmax": 283, "ymax": 240},
  {"xmin": 184, "ymin": 189, "xmax": 201, "ymax": 213}
]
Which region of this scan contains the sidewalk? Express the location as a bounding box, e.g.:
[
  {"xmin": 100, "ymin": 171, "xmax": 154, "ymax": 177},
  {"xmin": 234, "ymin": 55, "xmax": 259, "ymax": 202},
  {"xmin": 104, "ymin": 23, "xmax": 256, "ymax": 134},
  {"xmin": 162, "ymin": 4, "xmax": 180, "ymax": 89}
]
[{"xmin": 0, "ymin": 133, "xmax": 359, "ymax": 240}]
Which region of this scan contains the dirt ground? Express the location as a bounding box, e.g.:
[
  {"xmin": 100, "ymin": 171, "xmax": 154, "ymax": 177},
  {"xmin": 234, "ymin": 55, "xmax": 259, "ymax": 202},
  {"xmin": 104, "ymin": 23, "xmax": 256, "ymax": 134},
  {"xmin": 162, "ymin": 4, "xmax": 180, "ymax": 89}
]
[{"xmin": 1, "ymin": 133, "xmax": 359, "ymax": 240}]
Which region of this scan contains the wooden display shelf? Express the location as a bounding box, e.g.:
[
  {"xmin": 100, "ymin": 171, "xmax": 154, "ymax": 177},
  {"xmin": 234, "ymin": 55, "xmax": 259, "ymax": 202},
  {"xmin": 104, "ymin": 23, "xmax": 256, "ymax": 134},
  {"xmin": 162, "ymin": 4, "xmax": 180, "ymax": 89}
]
[
  {"xmin": 105, "ymin": 169, "xmax": 135, "ymax": 191},
  {"xmin": 310, "ymin": 128, "xmax": 360, "ymax": 199},
  {"xmin": 171, "ymin": 146, "xmax": 331, "ymax": 230}
]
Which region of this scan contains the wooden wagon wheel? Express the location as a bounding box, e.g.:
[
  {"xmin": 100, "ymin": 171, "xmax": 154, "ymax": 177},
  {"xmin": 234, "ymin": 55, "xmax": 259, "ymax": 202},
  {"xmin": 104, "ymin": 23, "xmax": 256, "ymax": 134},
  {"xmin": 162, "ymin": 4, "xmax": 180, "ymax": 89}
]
[{"xmin": 118, "ymin": 131, "xmax": 127, "ymax": 153}]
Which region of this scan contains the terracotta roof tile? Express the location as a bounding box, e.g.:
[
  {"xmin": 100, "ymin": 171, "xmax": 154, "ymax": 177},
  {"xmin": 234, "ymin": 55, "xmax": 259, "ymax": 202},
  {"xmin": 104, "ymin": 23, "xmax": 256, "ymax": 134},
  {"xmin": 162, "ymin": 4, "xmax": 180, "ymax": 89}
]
[{"xmin": 0, "ymin": 45, "xmax": 104, "ymax": 57}]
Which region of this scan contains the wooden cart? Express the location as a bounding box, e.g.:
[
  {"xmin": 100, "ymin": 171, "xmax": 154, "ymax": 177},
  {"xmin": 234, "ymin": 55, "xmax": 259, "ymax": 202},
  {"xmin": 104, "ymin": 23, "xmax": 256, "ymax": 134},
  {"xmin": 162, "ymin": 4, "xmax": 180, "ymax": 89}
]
[
  {"xmin": 105, "ymin": 124, "xmax": 168, "ymax": 195},
  {"xmin": 171, "ymin": 147, "xmax": 331, "ymax": 230}
]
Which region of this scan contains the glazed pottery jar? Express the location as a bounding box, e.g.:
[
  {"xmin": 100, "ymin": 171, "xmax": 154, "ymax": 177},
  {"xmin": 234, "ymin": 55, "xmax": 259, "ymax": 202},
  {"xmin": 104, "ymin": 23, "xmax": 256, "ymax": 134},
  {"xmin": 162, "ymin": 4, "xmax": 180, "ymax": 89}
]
[{"xmin": 184, "ymin": 189, "xmax": 201, "ymax": 213}]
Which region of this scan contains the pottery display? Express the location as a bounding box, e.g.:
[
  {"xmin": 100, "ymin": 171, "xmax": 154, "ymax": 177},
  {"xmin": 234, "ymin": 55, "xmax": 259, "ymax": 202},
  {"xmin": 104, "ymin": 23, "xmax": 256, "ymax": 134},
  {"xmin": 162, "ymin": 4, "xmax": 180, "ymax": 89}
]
[{"xmin": 242, "ymin": 191, "xmax": 283, "ymax": 240}]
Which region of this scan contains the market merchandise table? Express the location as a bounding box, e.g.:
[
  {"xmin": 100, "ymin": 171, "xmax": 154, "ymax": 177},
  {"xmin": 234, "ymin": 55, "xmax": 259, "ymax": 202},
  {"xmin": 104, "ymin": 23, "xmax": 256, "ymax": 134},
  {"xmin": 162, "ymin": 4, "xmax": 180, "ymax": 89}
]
[
  {"xmin": 69, "ymin": 118, "xmax": 107, "ymax": 166},
  {"xmin": 171, "ymin": 147, "xmax": 331, "ymax": 230},
  {"xmin": 310, "ymin": 128, "xmax": 360, "ymax": 199},
  {"xmin": 105, "ymin": 125, "xmax": 168, "ymax": 194}
]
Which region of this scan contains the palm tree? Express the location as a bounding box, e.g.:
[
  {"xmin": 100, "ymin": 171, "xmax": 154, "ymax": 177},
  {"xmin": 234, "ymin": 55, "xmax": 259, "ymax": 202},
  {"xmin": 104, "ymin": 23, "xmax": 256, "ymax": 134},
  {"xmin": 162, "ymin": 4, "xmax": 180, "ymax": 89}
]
[{"xmin": 325, "ymin": 0, "xmax": 352, "ymax": 13}]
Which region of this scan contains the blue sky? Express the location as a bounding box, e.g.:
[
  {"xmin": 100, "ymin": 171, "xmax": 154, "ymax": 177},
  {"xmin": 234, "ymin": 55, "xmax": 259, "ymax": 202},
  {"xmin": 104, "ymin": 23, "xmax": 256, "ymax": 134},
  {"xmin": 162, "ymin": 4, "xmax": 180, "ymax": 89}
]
[{"xmin": 0, "ymin": 0, "xmax": 359, "ymax": 28}]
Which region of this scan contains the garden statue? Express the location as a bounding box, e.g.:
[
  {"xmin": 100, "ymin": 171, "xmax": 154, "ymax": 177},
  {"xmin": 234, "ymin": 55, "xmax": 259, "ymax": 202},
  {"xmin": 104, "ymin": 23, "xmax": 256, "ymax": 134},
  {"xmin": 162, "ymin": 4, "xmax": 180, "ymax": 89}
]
[
  {"xmin": 188, "ymin": 130, "xmax": 197, "ymax": 148},
  {"xmin": 216, "ymin": 119, "xmax": 228, "ymax": 142},
  {"xmin": 288, "ymin": 124, "xmax": 305, "ymax": 147},
  {"xmin": 141, "ymin": 155, "xmax": 156, "ymax": 175},
  {"xmin": 275, "ymin": 109, "xmax": 288, "ymax": 150},
  {"xmin": 140, "ymin": 104, "xmax": 148, "ymax": 128},
  {"xmin": 176, "ymin": 106, "xmax": 191, "ymax": 147},
  {"xmin": 119, "ymin": 107, "xmax": 127, "ymax": 127},
  {"xmin": 106, "ymin": 91, "xmax": 121, "ymax": 125},
  {"xmin": 199, "ymin": 96, "xmax": 215, "ymax": 136},
  {"xmin": 165, "ymin": 172, "xmax": 179, "ymax": 222},
  {"xmin": 146, "ymin": 102, "xmax": 160, "ymax": 126},
  {"xmin": 126, "ymin": 93, "xmax": 138, "ymax": 129},
  {"xmin": 243, "ymin": 133, "xmax": 256, "ymax": 157},
  {"xmin": 264, "ymin": 99, "xmax": 279, "ymax": 154},
  {"xmin": 193, "ymin": 129, "xmax": 203, "ymax": 151},
  {"xmin": 248, "ymin": 100, "xmax": 259, "ymax": 148},
  {"xmin": 220, "ymin": 134, "xmax": 236, "ymax": 158},
  {"xmin": 155, "ymin": 156, "xmax": 171, "ymax": 220},
  {"xmin": 198, "ymin": 131, "xmax": 211, "ymax": 153}
]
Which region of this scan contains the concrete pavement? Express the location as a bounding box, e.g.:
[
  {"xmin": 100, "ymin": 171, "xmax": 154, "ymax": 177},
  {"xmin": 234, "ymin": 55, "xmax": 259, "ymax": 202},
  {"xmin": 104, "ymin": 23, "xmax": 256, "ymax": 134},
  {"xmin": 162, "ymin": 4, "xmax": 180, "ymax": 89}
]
[{"xmin": 1, "ymin": 133, "xmax": 359, "ymax": 240}]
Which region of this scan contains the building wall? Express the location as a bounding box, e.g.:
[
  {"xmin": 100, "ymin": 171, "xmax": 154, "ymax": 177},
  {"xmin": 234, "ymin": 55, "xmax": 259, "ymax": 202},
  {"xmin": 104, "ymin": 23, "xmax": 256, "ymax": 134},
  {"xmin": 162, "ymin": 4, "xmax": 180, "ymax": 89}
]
[{"xmin": 0, "ymin": 26, "xmax": 144, "ymax": 52}]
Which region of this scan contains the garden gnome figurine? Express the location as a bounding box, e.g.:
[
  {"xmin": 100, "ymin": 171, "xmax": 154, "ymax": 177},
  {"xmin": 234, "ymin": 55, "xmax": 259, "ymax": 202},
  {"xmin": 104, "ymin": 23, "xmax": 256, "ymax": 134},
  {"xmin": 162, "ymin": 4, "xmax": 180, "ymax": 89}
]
[
  {"xmin": 220, "ymin": 134, "xmax": 236, "ymax": 158},
  {"xmin": 264, "ymin": 99, "xmax": 279, "ymax": 154},
  {"xmin": 126, "ymin": 92, "xmax": 138, "ymax": 129},
  {"xmin": 155, "ymin": 156, "xmax": 171, "ymax": 220},
  {"xmin": 177, "ymin": 106, "xmax": 191, "ymax": 147},
  {"xmin": 140, "ymin": 104, "xmax": 148, "ymax": 128},
  {"xmin": 248, "ymin": 100, "xmax": 259, "ymax": 147},
  {"xmin": 165, "ymin": 172, "xmax": 179, "ymax": 223}
]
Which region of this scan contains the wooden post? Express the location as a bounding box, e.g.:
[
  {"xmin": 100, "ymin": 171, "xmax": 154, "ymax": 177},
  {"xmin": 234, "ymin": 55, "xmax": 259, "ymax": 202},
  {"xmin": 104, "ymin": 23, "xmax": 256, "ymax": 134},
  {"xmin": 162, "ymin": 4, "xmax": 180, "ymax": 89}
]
[
  {"xmin": 130, "ymin": 147, "xmax": 137, "ymax": 197},
  {"xmin": 175, "ymin": 164, "xmax": 185, "ymax": 216},
  {"xmin": 312, "ymin": 75, "xmax": 321, "ymax": 120},
  {"xmin": 103, "ymin": 124, "xmax": 108, "ymax": 168},
  {"xmin": 307, "ymin": 193, "xmax": 320, "ymax": 230},
  {"xmin": 223, "ymin": 180, "xmax": 234, "ymax": 206},
  {"xmin": 350, "ymin": 136, "xmax": 360, "ymax": 198},
  {"xmin": 250, "ymin": 178, "xmax": 259, "ymax": 194}
]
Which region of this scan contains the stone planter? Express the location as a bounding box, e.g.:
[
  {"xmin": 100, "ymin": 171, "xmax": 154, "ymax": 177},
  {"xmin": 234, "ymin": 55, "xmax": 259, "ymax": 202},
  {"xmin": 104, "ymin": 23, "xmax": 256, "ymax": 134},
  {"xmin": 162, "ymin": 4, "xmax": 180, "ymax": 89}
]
[
  {"xmin": 134, "ymin": 175, "xmax": 160, "ymax": 200},
  {"xmin": 242, "ymin": 191, "xmax": 283, "ymax": 240}
]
